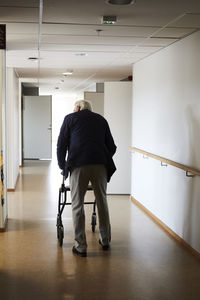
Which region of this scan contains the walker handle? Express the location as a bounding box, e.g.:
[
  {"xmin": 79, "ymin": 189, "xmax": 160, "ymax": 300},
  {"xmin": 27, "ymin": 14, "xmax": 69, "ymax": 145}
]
[{"xmin": 61, "ymin": 171, "xmax": 65, "ymax": 183}]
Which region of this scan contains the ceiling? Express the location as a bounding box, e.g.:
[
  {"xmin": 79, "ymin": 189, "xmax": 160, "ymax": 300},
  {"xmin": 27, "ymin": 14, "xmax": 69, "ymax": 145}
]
[{"xmin": 0, "ymin": 0, "xmax": 200, "ymax": 96}]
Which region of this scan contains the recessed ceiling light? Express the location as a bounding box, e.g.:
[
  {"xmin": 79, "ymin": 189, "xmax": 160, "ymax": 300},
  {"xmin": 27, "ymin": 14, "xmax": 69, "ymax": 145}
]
[
  {"xmin": 75, "ymin": 53, "xmax": 88, "ymax": 57},
  {"xmin": 106, "ymin": 0, "xmax": 136, "ymax": 5},
  {"xmin": 28, "ymin": 57, "xmax": 38, "ymax": 61},
  {"xmin": 62, "ymin": 69, "xmax": 73, "ymax": 76}
]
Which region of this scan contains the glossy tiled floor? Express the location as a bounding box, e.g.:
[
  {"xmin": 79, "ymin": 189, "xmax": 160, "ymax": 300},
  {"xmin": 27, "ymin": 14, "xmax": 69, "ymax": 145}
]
[{"xmin": 1, "ymin": 160, "xmax": 200, "ymax": 300}]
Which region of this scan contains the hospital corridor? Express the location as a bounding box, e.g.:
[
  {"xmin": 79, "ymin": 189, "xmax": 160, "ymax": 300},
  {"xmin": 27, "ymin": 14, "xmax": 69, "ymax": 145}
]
[
  {"xmin": 1, "ymin": 0, "xmax": 200, "ymax": 299},
  {"xmin": 0, "ymin": 159, "xmax": 200, "ymax": 300}
]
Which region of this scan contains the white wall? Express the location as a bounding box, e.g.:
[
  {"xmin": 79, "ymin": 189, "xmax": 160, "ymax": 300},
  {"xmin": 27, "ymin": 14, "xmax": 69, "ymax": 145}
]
[
  {"xmin": 131, "ymin": 30, "xmax": 200, "ymax": 253},
  {"xmin": 0, "ymin": 50, "xmax": 7, "ymax": 229},
  {"xmin": 0, "ymin": 51, "xmax": 3, "ymax": 228},
  {"xmin": 52, "ymin": 95, "xmax": 75, "ymax": 143},
  {"xmin": 104, "ymin": 82, "xmax": 132, "ymax": 194},
  {"xmin": 132, "ymin": 30, "xmax": 200, "ymax": 169},
  {"xmin": 6, "ymin": 68, "xmax": 19, "ymax": 190},
  {"xmin": 84, "ymin": 92, "xmax": 104, "ymax": 116}
]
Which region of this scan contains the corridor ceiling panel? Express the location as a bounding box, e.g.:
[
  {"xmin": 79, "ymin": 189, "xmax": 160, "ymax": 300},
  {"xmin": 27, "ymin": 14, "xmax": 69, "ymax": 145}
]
[{"xmin": 0, "ymin": 0, "xmax": 200, "ymax": 96}]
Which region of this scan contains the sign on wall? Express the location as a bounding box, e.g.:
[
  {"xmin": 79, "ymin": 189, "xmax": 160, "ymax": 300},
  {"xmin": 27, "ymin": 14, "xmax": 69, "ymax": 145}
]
[{"xmin": 0, "ymin": 25, "xmax": 6, "ymax": 49}]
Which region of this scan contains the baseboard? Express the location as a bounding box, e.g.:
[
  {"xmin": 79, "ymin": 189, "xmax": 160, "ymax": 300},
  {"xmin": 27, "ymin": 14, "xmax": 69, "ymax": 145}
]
[
  {"xmin": 131, "ymin": 196, "xmax": 200, "ymax": 260},
  {"xmin": 0, "ymin": 216, "xmax": 8, "ymax": 232},
  {"xmin": 7, "ymin": 188, "xmax": 15, "ymax": 192},
  {"xmin": 7, "ymin": 173, "xmax": 20, "ymax": 192}
]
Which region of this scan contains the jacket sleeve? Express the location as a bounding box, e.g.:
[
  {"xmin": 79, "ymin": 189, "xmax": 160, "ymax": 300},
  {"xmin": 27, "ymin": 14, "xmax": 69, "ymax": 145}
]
[
  {"xmin": 105, "ymin": 122, "xmax": 117, "ymax": 157},
  {"xmin": 57, "ymin": 117, "xmax": 70, "ymax": 170}
]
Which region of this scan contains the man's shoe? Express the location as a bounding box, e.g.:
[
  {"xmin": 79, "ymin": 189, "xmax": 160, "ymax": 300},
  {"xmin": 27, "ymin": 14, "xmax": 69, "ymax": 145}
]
[
  {"xmin": 99, "ymin": 239, "xmax": 110, "ymax": 251},
  {"xmin": 72, "ymin": 246, "xmax": 87, "ymax": 257}
]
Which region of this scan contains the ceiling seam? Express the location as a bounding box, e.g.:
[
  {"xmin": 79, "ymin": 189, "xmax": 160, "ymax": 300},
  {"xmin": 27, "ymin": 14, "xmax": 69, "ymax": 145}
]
[
  {"xmin": 60, "ymin": 12, "xmax": 188, "ymax": 91},
  {"xmin": 40, "ymin": 34, "xmax": 179, "ymax": 38},
  {"xmin": 39, "ymin": 42, "xmax": 176, "ymax": 46},
  {"xmin": 0, "ymin": 6, "xmax": 38, "ymax": 9},
  {"xmin": 2, "ymin": 21, "xmax": 200, "ymax": 30},
  {"xmin": 37, "ymin": 0, "xmax": 43, "ymax": 88}
]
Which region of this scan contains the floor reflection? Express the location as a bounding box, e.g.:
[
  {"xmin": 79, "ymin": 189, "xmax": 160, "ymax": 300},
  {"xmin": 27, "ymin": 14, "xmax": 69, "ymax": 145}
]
[{"xmin": 1, "ymin": 160, "xmax": 200, "ymax": 299}]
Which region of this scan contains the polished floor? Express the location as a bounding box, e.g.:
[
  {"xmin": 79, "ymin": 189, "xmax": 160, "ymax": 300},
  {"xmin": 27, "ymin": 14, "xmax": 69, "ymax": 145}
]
[{"xmin": 1, "ymin": 160, "xmax": 200, "ymax": 300}]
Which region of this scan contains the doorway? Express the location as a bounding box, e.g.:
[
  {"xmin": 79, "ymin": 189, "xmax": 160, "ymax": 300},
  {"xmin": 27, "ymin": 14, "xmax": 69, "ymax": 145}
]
[{"xmin": 23, "ymin": 96, "xmax": 52, "ymax": 160}]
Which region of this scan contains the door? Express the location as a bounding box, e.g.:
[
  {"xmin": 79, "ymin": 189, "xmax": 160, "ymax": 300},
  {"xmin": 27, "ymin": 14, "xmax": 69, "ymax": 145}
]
[{"xmin": 23, "ymin": 96, "xmax": 52, "ymax": 159}]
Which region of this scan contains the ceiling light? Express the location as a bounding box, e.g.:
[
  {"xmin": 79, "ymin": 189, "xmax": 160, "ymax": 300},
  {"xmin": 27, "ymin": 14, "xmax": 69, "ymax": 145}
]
[
  {"xmin": 62, "ymin": 70, "xmax": 73, "ymax": 76},
  {"xmin": 106, "ymin": 0, "xmax": 136, "ymax": 5},
  {"xmin": 75, "ymin": 53, "xmax": 88, "ymax": 57},
  {"xmin": 28, "ymin": 57, "xmax": 38, "ymax": 61}
]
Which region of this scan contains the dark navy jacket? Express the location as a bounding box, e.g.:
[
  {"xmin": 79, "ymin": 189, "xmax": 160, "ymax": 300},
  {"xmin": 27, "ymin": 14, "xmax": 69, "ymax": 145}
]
[{"xmin": 57, "ymin": 109, "xmax": 117, "ymax": 182}]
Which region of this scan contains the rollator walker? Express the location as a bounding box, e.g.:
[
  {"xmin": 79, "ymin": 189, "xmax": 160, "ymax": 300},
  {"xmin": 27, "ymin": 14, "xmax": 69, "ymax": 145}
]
[{"xmin": 56, "ymin": 176, "xmax": 97, "ymax": 246}]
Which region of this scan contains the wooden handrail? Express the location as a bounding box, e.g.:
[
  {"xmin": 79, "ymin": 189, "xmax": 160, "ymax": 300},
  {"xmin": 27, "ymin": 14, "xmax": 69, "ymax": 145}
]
[{"xmin": 129, "ymin": 147, "xmax": 200, "ymax": 176}]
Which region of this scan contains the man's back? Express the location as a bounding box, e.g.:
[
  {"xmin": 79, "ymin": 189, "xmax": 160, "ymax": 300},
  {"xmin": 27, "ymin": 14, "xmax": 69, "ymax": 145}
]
[
  {"xmin": 68, "ymin": 109, "xmax": 108, "ymax": 148},
  {"xmin": 57, "ymin": 109, "xmax": 116, "ymax": 179}
]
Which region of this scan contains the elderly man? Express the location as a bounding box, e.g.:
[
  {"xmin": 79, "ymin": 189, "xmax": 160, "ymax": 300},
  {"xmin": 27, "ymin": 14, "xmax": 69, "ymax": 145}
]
[{"xmin": 57, "ymin": 100, "xmax": 116, "ymax": 257}]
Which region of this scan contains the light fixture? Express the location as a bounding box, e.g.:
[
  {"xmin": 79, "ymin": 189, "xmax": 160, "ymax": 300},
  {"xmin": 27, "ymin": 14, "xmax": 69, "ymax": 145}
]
[
  {"xmin": 75, "ymin": 52, "xmax": 88, "ymax": 57},
  {"xmin": 62, "ymin": 69, "xmax": 73, "ymax": 76},
  {"xmin": 28, "ymin": 57, "xmax": 38, "ymax": 61},
  {"xmin": 106, "ymin": 0, "xmax": 135, "ymax": 5}
]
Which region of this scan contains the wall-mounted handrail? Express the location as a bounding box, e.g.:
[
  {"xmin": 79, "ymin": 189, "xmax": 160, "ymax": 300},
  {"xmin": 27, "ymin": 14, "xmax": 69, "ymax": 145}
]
[{"xmin": 129, "ymin": 147, "xmax": 200, "ymax": 177}]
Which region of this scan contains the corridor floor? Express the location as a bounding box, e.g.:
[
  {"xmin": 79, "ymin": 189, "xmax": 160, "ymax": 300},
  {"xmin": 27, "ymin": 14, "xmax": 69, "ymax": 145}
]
[{"xmin": 1, "ymin": 160, "xmax": 200, "ymax": 300}]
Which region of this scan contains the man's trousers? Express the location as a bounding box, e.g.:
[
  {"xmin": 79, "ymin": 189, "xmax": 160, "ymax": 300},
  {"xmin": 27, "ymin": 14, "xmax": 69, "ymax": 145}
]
[{"xmin": 70, "ymin": 164, "xmax": 111, "ymax": 253}]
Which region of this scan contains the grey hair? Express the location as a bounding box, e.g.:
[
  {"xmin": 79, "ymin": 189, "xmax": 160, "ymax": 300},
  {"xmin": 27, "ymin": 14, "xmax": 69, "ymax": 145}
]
[{"xmin": 74, "ymin": 100, "xmax": 92, "ymax": 111}]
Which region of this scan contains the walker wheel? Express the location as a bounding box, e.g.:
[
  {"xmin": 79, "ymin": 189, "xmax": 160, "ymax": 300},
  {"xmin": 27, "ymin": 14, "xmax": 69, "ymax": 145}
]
[
  {"xmin": 91, "ymin": 213, "xmax": 96, "ymax": 233},
  {"xmin": 56, "ymin": 217, "xmax": 59, "ymax": 239},
  {"xmin": 58, "ymin": 226, "xmax": 64, "ymax": 247}
]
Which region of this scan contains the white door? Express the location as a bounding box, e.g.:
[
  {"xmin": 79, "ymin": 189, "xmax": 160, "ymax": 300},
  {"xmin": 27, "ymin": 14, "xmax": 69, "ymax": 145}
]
[{"xmin": 23, "ymin": 96, "xmax": 52, "ymax": 159}]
